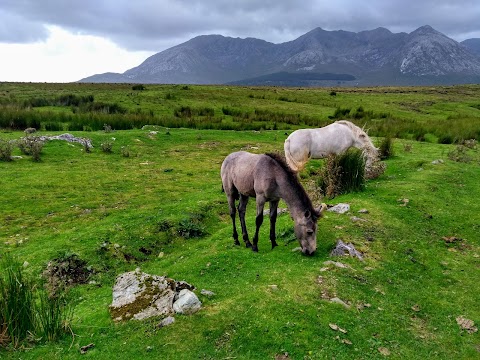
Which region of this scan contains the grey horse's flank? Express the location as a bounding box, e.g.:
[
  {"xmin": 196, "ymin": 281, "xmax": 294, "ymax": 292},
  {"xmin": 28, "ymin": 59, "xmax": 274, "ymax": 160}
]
[{"xmin": 221, "ymin": 151, "xmax": 326, "ymax": 255}]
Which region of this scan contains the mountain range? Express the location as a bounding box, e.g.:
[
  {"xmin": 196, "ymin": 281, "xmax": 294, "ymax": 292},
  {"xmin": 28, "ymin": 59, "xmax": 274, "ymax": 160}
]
[{"xmin": 79, "ymin": 25, "xmax": 480, "ymax": 86}]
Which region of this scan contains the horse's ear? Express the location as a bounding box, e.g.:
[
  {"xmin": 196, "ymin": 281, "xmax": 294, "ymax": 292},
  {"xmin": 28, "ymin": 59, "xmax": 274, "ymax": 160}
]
[{"xmin": 315, "ymin": 203, "xmax": 328, "ymax": 217}]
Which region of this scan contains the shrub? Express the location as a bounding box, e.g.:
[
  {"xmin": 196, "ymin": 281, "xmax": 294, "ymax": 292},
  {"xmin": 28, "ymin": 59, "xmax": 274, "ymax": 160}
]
[
  {"xmin": 103, "ymin": 124, "xmax": 112, "ymax": 133},
  {"xmin": 101, "ymin": 141, "xmax": 114, "ymax": 153},
  {"xmin": 378, "ymin": 137, "xmax": 394, "ymax": 160},
  {"xmin": 17, "ymin": 136, "xmax": 44, "ymax": 162},
  {"xmin": 329, "ymin": 91, "xmax": 337, "ymax": 96},
  {"xmin": 121, "ymin": 146, "xmax": 131, "ymax": 158},
  {"xmin": 177, "ymin": 215, "xmax": 207, "ymax": 239},
  {"xmin": 132, "ymin": 84, "xmax": 145, "ymax": 91},
  {"xmin": 332, "ymin": 107, "xmax": 351, "ymax": 119},
  {"xmin": 36, "ymin": 289, "xmax": 75, "ymax": 342},
  {"xmin": 0, "ymin": 139, "xmax": 15, "ymax": 161},
  {"xmin": 318, "ymin": 148, "xmax": 366, "ymax": 198},
  {"xmin": 0, "ymin": 254, "xmax": 36, "ymax": 348},
  {"xmin": 448, "ymin": 145, "xmax": 472, "ymax": 163}
]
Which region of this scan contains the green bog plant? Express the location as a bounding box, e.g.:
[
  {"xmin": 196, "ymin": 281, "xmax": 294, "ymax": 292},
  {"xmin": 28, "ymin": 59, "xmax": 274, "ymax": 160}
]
[{"xmin": 318, "ymin": 148, "xmax": 365, "ymax": 198}]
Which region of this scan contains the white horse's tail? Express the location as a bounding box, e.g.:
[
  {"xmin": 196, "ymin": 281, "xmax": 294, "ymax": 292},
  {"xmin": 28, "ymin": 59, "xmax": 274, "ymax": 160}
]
[{"xmin": 284, "ymin": 137, "xmax": 301, "ymax": 172}]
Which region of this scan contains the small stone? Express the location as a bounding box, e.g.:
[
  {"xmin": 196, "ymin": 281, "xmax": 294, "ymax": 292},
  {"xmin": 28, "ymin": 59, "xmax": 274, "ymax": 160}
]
[
  {"xmin": 201, "ymin": 289, "xmax": 215, "ymax": 297},
  {"xmin": 358, "ymin": 209, "xmax": 369, "ymax": 214},
  {"xmin": 330, "ymin": 297, "xmax": 351, "ymax": 309},
  {"xmin": 328, "ymin": 203, "xmax": 350, "ymax": 214},
  {"xmin": 157, "ymin": 316, "xmax": 175, "ymax": 328},
  {"xmin": 158, "ymin": 252, "xmax": 164, "ymax": 258}
]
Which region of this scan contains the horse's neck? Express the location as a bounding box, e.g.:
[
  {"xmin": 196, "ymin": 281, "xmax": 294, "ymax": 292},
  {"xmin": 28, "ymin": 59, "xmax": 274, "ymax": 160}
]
[{"xmin": 278, "ymin": 178, "xmax": 308, "ymax": 218}]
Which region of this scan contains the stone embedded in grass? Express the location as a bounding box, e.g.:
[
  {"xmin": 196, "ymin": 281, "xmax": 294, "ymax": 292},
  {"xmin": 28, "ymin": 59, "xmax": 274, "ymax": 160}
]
[
  {"xmin": 173, "ymin": 289, "xmax": 202, "ymax": 314},
  {"xmin": 327, "ymin": 203, "xmax": 350, "ymax": 214},
  {"xmin": 109, "ymin": 269, "xmax": 201, "ymax": 321},
  {"xmin": 330, "ymin": 240, "xmax": 364, "ymax": 260}
]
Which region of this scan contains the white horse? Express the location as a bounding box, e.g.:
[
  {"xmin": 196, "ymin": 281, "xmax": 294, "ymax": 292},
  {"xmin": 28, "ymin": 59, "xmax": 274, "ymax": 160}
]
[{"xmin": 284, "ymin": 120, "xmax": 379, "ymax": 172}]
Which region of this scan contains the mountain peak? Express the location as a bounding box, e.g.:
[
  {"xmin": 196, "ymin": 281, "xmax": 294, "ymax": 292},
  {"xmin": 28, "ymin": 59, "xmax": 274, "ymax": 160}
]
[
  {"xmin": 411, "ymin": 25, "xmax": 441, "ymax": 36},
  {"xmin": 79, "ymin": 25, "xmax": 480, "ymax": 86}
]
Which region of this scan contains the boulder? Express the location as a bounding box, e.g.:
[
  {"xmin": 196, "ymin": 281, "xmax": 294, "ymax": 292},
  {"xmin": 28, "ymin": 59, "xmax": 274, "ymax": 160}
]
[
  {"xmin": 173, "ymin": 289, "xmax": 202, "ymax": 314},
  {"xmin": 109, "ymin": 269, "xmax": 201, "ymax": 321},
  {"xmin": 110, "ymin": 269, "xmax": 176, "ymax": 321}
]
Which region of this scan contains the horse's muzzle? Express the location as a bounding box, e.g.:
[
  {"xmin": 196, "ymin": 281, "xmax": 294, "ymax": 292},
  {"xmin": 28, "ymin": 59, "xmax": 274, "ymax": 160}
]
[{"xmin": 302, "ymin": 248, "xmax": 316, "ymax": 256}]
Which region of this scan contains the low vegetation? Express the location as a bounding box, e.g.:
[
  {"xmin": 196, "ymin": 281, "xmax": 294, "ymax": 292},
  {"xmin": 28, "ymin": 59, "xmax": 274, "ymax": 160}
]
[{"xmin": 0, "ymin": 83, "xmax": 479, "ymax": 359}]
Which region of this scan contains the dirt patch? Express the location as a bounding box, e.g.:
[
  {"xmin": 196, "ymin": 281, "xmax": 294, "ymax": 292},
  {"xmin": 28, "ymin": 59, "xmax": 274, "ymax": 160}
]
[{"xmin": 42, "ymin": 253, "xmax": 92, "ymax": 295}]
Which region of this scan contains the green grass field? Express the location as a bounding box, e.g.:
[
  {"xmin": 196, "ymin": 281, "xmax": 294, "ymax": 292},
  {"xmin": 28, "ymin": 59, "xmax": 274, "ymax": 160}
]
[{"xmin": 1, "ymin": 83, "xmax": 479, "ymax": 359}]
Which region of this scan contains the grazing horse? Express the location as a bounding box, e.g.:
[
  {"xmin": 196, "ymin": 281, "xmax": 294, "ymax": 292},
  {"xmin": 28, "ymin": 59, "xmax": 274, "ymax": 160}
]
[
  {"xmin": 221, "ymin": 151, "xmax": 326, "ymax": 255},
  {"xmin": 284, "ymin": 120, "xmax": 379, "ymax": 172}
]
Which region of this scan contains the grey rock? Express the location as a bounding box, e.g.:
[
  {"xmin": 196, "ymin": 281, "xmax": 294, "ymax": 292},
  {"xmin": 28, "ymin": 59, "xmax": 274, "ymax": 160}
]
[
  {"xmin": 173, "ymin": 289, "xmax": 202, "ymax": 315},
  {"xmin": 200, "ymin": 289, "xmax": 215, "ymax": 297},
  {"xmin": 328, "ymin": 203, "xmax": 350, "ymax": 214},
  {"xmin": 157, "ymin": 316, "xmax": 175, "ymax": 328},
  {"xmin": 109, "ymin": 269, "xmax": 176, "ymax": 321},
  {"xmin": 330, "ymin": 240, "xmax": 364, "ymax": 260}
]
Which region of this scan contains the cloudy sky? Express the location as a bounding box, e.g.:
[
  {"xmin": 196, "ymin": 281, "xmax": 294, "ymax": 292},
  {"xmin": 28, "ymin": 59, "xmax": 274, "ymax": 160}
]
[{"xmin": 1, "ymin": 0, "xmax": 480, "ymax": 83}]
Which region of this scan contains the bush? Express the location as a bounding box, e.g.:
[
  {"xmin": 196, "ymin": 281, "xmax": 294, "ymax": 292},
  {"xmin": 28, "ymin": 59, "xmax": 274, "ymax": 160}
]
[
  {"xmin": 132, "ymin": 84, "xmax": 145, "ymax": 91},
  {"xmin": 378, "ymin": 137, "xmax": 394, "ymax": 160},
  {"xmin": 36, "ymin": 289, "xmax": 75, "ymax": 342},
  {"xmin": 177, "ymin": 215, "xmax": 207, "ymax": 239},
  {"xmin": 101, "ymin": 141, "xmax": 114, "ymax": 153},
  {"xmin": 121, "ymin": 146, "xmax": 131, "ymax": 158},
  {"xmin": 17, "ymin": 136, "xmax": 44, "ymax": 162},
  {"xmin": 0, "ymin": 254, "xmax": 36, "ymax": 348},
  {"xmin": 0, "ymin": 139, "xmax": 15, "ymax": 161},
  {"xmin": 318, "ymin": 148, "xmax": 366, "ymax": 198},
  {"xmin": 448, "ymin": 145, "xmax": 472, "ymax": 163}
]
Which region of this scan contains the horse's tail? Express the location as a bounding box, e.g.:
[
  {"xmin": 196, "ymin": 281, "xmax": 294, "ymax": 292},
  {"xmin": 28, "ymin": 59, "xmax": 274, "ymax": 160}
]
[{"xmin": 284, "ymin": 136, "xmax": 302, "ymax": 172}]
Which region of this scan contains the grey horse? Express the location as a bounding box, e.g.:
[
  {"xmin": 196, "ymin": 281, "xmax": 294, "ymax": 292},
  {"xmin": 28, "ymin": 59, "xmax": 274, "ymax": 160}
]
[{"xmin": 221, "ymin": 151, "xmax": 326, "ymax": 255}]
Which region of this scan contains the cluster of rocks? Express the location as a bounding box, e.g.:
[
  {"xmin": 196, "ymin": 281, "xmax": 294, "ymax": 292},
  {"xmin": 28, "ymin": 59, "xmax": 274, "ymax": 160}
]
[
  {"xmin": 109, "ymin": 269, "xmax": 204, "ymax": 326},
  {"xmin": 35, "ymin": 133, "xmax": 93, "ymax": 150}
]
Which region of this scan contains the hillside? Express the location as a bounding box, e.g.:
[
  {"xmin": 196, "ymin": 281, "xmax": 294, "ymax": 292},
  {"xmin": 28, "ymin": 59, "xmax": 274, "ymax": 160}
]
[{"xmin": 79, "ymin": 25, "xmax": 480, "ymax": 86}]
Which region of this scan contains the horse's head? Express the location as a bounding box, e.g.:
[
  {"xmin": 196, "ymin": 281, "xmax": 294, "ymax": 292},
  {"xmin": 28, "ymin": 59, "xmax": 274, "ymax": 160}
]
[{"xmin": 294, "ymin": 204, "xmax": 327, "ymax": 256}]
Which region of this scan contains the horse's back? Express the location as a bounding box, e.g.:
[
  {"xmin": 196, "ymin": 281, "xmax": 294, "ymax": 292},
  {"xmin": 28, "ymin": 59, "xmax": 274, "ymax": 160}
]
[
  {"xmin": 284, "ymin": 129, "xmax": 313, "ymax": 171},
  {"xmin": 221, "ymin": 151, "xmax": 261, "ymax": 196}
]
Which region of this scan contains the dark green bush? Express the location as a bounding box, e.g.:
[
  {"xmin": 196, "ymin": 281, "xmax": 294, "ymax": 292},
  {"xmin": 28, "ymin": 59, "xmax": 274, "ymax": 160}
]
[
  {"xmin": 318, "ymin": 148, "xmax": 366, "ymax": 198},
  {"xmin": 0, "ymin": 139, "xmax": 14, "ymax": 161},
  {"xmin": 17, "ymin": 136, "xmax": 44, "ymax": 161},
  {"xmin": 378, "ymin": 137, "xmax": 394, "ymax": 160}
]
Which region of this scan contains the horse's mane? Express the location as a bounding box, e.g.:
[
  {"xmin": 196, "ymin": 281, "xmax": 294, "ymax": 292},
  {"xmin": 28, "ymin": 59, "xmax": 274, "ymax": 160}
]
[
  {"xmin": 265, "ymin": 152, "xmax": 317, "ymax": 219},
  {"xmin": 335, "ymin": 120, "xmax": 365, "ymax": 135}
]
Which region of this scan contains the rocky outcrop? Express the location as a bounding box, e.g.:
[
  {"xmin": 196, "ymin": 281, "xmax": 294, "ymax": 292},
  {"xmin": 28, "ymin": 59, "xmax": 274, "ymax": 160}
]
[{"xmin": 109, "ymin": 269, "xmax": 201, "ymax": 322}]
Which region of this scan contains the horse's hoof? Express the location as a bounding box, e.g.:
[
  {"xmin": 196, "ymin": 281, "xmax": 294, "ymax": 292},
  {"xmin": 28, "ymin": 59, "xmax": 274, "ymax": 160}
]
[
  {"xmin": 245, "ymin": 242, "xmax": 252, "ymax": 248},
  {"xmin": 234, "ymin": 240, "xmax": 240, "ymax": 246},
  {"xmin": 271, "ymin": 241, "xmax": 278, "ymax": 249},
  {"xmin": 252, "ymin": 246, "xmax": 258, "ymax": 252}
]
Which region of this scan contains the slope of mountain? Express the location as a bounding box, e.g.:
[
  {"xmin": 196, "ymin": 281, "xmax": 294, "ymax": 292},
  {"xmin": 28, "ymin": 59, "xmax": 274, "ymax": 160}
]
[
  {"xmin": 462, "ymin": 38, "xmax": 480, "ymax": 56},
  {"xmin": 79, "ymin": 25, "xmax": 480, "ymax": 86}
]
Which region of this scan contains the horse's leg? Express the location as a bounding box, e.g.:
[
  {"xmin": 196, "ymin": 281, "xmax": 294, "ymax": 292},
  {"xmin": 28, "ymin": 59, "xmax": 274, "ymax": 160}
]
[
  {"xmin": 238, "ymin": 194, "xmax": 252, "ymax": 248},
  {"xmin": 252, "ymin": 197, "xmax": 266, "ymax": 252},
  {"xmin": 269, "ymin": 200, "xmax": 279, "ymax": 249},
  {"xmin": 227, "ymin": 194, "xmax": 240, "ymax": 245}
]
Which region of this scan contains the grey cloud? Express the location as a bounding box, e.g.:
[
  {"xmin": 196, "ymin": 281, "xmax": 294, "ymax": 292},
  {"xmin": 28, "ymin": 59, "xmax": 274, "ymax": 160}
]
[{"xmin": 0, "ymin": 0, "xmax": 479, "ymax": 52}]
